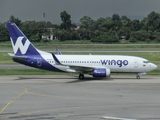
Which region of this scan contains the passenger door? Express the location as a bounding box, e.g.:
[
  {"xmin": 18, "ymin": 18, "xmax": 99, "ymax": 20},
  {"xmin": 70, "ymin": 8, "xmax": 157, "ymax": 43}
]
[{"xmin": 37, "ymin": 58, "xmax": 42, "ymax": 67}]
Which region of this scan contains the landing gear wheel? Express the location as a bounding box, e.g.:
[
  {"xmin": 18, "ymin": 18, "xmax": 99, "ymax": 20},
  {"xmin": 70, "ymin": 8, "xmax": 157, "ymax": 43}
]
[
  {"xmin": 79, "ymin": 73, "xmax": 84, "ymax": 80},
  {"xmin": 136, "ymin": 75, "xmax": 140, "ymax": 79}
]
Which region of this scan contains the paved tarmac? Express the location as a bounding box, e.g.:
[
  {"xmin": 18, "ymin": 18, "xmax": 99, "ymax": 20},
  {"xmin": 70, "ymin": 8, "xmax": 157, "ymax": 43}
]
[
  {"xmin": 0, "ymin": 75, "xmax": 160, "ymax": 120},
  {"xmin": 0, "ymin": 64, "xmax": 35, "ymax": 70}
]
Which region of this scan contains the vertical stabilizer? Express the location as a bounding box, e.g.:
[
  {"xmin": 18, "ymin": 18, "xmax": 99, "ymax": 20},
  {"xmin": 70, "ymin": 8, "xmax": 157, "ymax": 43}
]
[{"xmin": 7, "ymin": 22, "xmax": 39, "ymax": 56}]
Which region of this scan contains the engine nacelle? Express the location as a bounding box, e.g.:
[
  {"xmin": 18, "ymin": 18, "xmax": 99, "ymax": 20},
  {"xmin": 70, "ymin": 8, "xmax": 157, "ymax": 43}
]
[{"xmin": 92, "ymin": 68, "xmax": 110, "ymax": 77}]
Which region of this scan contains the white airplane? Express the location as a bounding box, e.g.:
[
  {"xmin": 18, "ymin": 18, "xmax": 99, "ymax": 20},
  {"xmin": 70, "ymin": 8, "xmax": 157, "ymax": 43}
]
[{"xmin": 7, "ymin": 22, "xmax": 157, "ymax": 79}]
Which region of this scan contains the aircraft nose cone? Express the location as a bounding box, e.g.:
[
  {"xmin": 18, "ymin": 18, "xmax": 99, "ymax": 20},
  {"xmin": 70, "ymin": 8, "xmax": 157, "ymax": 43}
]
[
  {"xmin": 154, "ymin": 64, "xmax": 157, "ymax": 69},
  {"xmin": 151, "ymin": 63, "xmax": 157, "ymax": 70}
]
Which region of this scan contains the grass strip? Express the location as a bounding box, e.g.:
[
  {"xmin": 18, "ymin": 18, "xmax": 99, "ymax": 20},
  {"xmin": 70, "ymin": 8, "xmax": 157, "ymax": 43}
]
[{"xmin": 1, "ymin": 42, "xmax": 160, "ymax": 50}]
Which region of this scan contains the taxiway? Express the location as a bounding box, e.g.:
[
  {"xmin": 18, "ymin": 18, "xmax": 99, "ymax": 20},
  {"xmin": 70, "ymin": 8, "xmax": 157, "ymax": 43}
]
[{"xmin": 0, "ymin": 75, "xmax": 160, "ymax": 120}]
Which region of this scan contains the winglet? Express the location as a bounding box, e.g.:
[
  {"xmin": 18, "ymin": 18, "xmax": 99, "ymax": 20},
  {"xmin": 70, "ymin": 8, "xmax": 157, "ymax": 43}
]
[
  {"xmin": 52, "ymin": 53, "xmax": 62, "ymax": 65},
  {"xmin": 56, "ymin": 48, "xmax": 62, "ymax": 55}
]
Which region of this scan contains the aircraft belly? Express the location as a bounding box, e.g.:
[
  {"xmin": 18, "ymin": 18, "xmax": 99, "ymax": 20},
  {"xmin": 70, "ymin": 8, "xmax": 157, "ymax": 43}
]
[{"xmin": 110, "ymin": 67, "xmax": 132, "ymax": 73}]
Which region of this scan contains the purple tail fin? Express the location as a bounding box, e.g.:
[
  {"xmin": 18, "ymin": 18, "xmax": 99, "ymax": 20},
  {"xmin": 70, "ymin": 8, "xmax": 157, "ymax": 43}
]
[{"xmin": 7, "ymin": 22, "xmax": 39, "ymax": 56}]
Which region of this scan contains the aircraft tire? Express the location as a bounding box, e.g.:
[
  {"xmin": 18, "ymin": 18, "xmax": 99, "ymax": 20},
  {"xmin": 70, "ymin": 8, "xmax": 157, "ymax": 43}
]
[
  {"xmin": 79, "ymin": 73, "xmax": 84, "ymax": 80},
  {"xmin": 136, "ymin": 75, "xmax": 140, "ymax": 79}
]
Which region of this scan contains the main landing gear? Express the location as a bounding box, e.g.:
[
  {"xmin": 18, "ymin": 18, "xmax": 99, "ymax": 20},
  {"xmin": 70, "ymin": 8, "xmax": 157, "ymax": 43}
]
[
  {"xmin": 79, "ymin": 73, "xmax": 141, "ymax": 79},
  {"xmin": 79, "ymin": 73, "xmax": 84, "ymax": 80},
  {"xmin": 136, "ymin": 74, "xmax": 140, "ymax": 79}
]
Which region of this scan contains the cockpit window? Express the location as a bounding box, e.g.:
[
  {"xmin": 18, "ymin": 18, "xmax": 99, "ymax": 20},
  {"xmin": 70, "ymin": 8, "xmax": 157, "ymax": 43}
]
[{"xmin": 143, "ymin": 61, "xmax": 149, "ymax": 63}]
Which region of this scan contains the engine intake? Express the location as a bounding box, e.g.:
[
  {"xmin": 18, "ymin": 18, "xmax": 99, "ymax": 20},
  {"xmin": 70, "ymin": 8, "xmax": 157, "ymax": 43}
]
[{"xmin": 92, "ymin": 68, "xmax": 110, "ymax": 77}]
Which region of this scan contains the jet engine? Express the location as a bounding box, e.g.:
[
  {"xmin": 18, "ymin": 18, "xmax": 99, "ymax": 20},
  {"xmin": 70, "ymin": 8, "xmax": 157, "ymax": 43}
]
[{"xmin": 92, "ymin": 68, "xmax": 110, "ymax": 77}]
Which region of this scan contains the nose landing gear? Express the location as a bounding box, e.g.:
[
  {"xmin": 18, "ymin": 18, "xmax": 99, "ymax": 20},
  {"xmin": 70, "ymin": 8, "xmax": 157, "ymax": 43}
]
[{"xmin": 136, "ymin": 73, "xmax": 146, "ymax": 79}]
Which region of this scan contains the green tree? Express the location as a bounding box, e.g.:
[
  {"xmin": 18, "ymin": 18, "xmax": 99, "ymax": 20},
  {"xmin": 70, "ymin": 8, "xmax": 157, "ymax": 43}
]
[
  {"xmin": 9, "ymin": 15, "xmax": 22, "ymax": 26},
  {"xmin": 130, "ymin": 30, "xmax": 148, "ymax": 42},
  {"xmin": 121, "ymin": 15, "xmax": 129, "ymax": 21},
  {"xmin": 78, "ymin": 16, "xmax": 95, "ymax": 40},
  {"xmin": 118, "ymin": 16, "xmax": 132, "ymax": 40},
  {"xmin": 121, "ymin": 16, "xmax": 131, "ymax": 28},
  {"xmin": 129, "ymin": 36, "xmax": 137, "ymax": 43},
  {"xmin": 70, "ymin": 30, "xmax": 81, "ymax": 40},
  {"xmin": 96, "ymin": 17, "xmax": 113, "ymax": 32},
  {"xmin": 56, "ymin": 29, "xmax": 70, "ymax": 41},
  {"xmin": 141, "ymin": 17, "xmax": 148, "ymax": 31},
  {"xmin": 20, "ymin": 21, "xmax": 48, "ymax": 42},
  {"xmin": 147, "ymin": 11, "xmax": 160, "ymax": 31},
  {"xmin": 78, "ymin": 27, "xmax": 92, "ymax": 40},
  {"xmin": 60, "ymin": 11, "xmax": 71, "ymax": 30},
  {"xmin": 0, "ymin": 23, "xmax": 9, "ymax": 41},
  {"xmin": 80, "ymin": 16, "xmax": 94, "ymax": 29},
  {"xmin": 91, "ymin": 32, "xmax": 119, "ymax": 43},
  {"xmin": 131, "ymin": 20, "xmax": 141, "ymax": 31},
  {"xmin": 141, "ymin": 11, "xmax": 160, "ymax": 32},
  {"xmin": 112, "ymin": 14, "xmax": 120, "ymax": 21}
]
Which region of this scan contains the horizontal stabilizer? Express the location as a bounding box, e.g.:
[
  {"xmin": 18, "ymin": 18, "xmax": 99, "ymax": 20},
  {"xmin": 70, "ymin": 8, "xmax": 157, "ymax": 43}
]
[{"xmin": 8, "ymin": 53, "xmax": 27, "ymax": 61}]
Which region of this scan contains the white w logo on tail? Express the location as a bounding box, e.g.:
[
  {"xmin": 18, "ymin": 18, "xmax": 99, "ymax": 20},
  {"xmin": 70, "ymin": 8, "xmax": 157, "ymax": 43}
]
[{"xmin": 11, "ymin": 36, "xmax": 30, "ymax": 54}]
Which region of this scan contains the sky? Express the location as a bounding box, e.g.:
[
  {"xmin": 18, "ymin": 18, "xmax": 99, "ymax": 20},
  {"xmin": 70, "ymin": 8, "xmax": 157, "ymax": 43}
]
[{"xmin": 0, "ymin": 0, "xmax": 160, "ymax": 24}]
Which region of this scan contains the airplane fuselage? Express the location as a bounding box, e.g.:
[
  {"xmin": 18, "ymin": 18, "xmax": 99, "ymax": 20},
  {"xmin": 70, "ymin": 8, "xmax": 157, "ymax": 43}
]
[{"xmin": 13, "ymin": 53, "xmax": 156, "ymax": 74}]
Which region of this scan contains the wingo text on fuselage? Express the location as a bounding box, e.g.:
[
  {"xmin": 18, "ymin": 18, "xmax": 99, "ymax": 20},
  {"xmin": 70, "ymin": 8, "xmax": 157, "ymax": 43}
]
[{"xmin": 100, "ymin": 60, "xmax": 129, "ymax": 67}]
